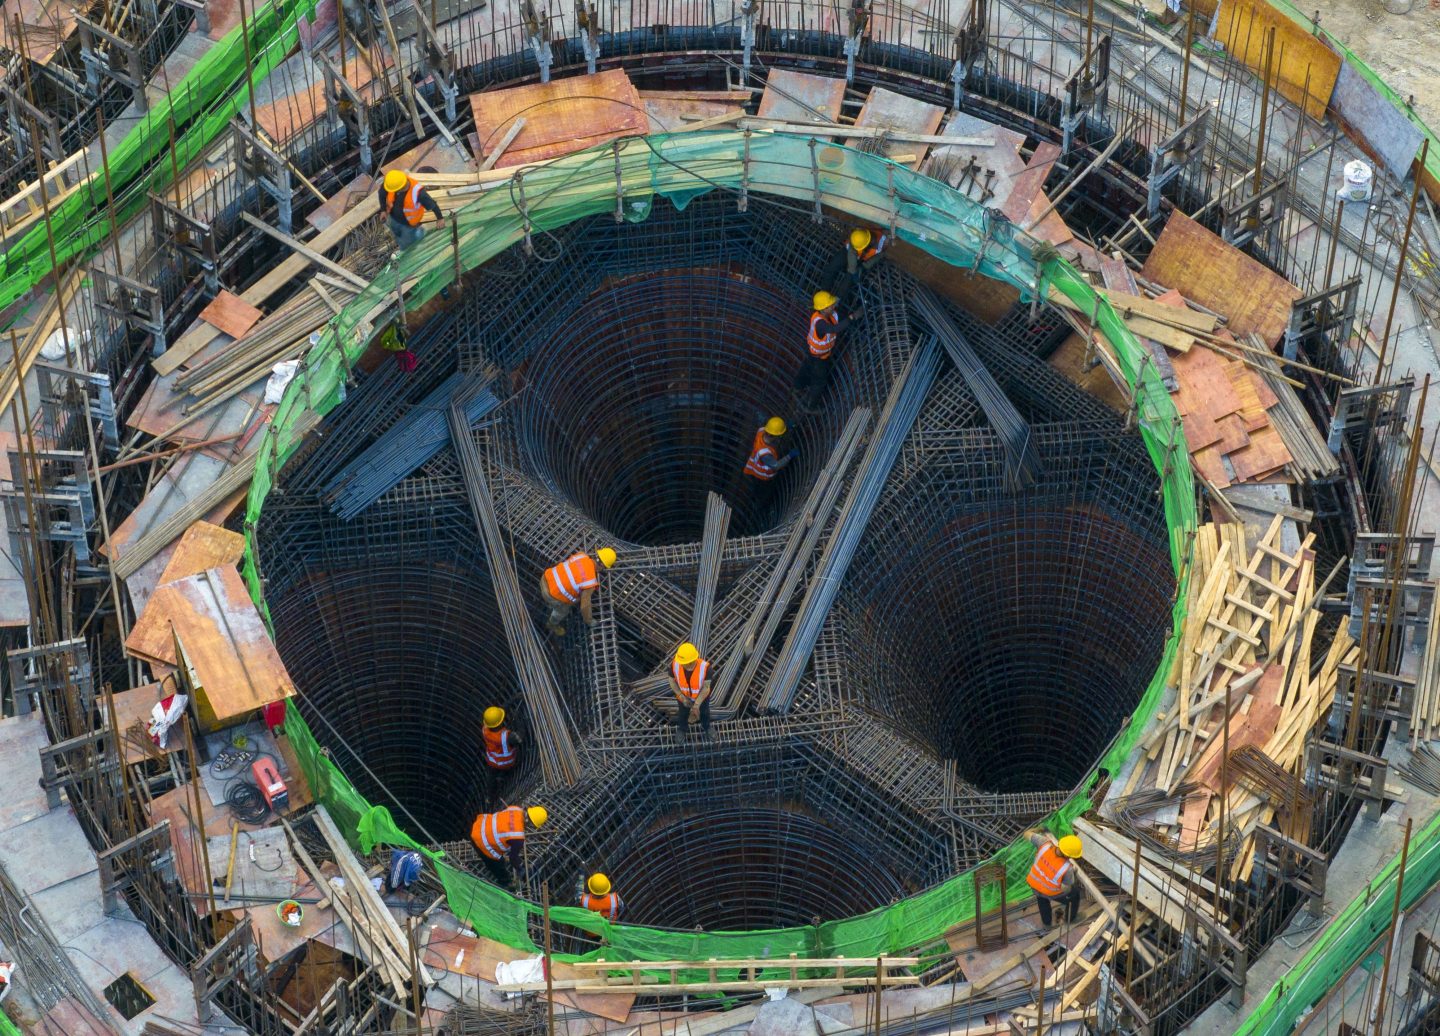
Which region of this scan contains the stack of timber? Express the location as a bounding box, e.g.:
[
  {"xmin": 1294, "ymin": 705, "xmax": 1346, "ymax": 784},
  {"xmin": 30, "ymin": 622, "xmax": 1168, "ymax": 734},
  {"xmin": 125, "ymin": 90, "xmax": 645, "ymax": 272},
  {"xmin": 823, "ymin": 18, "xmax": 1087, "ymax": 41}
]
[
  {"xmin": 1114, "ymin": 518, "xmax": 1357, "ymax": 883},
  {"xmin": 1412, "ymin": 608, "xmax": 1440, "ymax": 745},
  {"xmin": 1244, "ymin": 333, "xmax": 1341, "ymax": 481}
]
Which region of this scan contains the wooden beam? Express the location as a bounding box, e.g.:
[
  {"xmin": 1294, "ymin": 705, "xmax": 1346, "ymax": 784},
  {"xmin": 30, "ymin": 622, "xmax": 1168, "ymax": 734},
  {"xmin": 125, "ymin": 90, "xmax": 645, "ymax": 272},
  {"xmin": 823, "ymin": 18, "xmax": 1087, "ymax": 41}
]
[{"xmin": 239, "ymin": 213, "xmax": 369, "ymax": 290}]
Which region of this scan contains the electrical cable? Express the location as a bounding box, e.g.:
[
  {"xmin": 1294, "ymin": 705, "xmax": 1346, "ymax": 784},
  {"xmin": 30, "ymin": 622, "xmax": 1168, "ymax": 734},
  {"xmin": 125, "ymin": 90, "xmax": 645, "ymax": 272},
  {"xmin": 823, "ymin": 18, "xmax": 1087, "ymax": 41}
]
[{"xmin": 225, "ymin": 781, "xmax": 271, "ymax": 824}]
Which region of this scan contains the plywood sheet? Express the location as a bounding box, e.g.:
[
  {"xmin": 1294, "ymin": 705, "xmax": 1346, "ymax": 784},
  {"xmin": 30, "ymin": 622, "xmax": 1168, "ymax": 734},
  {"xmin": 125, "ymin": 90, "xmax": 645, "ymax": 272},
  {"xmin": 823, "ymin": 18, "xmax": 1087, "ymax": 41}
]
[
  {"xmin": 199, "ymin": 291, "xmax": 263, "ymax": 340},
  {"xmin": 125, "ymin": 565, "xmax": 295, "ymax": 723},
  {"xmin": 469, "ymin": 69, "xmax": 647, "ymax": 169},
  {"xmin": 1047, "ymin": 332, "xmax": 1129, "ymax": 413},
  {"xmin": 1330, "ymin": 59, "xmax": 1424, "ymax": 179},
  {"xmin": 1141, "ymin": 211, "xmax": 1301, "ymax": 347},
  {"xmin": 928, "ymin": 112, "xmax": 1029, "ymax": 214},
  {"xmin": 157, "ymin": 520, "xmax": 247, "ymax": 588},
  {"xmin": 756, "ymin": 68, "xmax": 846, "ymax": 125},
  {"xmin": 1214, "ymin": 0, "xmax": 1339, "ymax": 119},
  {"xmin": 1001, "ymin": 141, "xmax": 1061, "ymax": 224},
  {"xmin": 104, "ymin": 683, "xmax": 178, "ymax": 764},
  {"xmin": 854, "ymin": 86, "xmax": 944, "ymax": 168},
  {"xmin": 306, "ymin": 174, "xmax": 374, "ymax": 232}
]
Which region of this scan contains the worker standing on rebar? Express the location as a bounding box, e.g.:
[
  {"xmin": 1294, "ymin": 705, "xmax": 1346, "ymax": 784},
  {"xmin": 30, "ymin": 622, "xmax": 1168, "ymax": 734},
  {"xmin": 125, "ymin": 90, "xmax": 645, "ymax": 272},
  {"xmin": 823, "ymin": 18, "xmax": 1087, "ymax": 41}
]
[
  {"xmin": 580, "ymin": 872, "xmax": 624, "ymax": 921},
  {"xmin": 540, "ymin": 547, "xmax": 618, "ymax": 637},
  {"xmin": 471, "ymin": 805, "xmax": 547, "ymax": 887},
  {"xmin": 378, "ymin": 169, "xmax": 444, "ymax": 250},
  {"xmin": 482, "ymin": 706, "xmax": 521, "ymax": 776},
  {"xmin": 793, "ymin": 290, "xmax": 863, "ymax": 413},
  {"xmin": 846, "ymin": 228, "xmax": 889, "ymax": 281},
  {"xmin": 744, "ymin": 417, "xmax": 795, "ymax": 482},
  {"xmin": 669, "ymin": 642, "xmax": 712, "ymax": 738},
  {"xmin": 1025, "ymin": 830, "xmax": 1083, "ymax": 927}
]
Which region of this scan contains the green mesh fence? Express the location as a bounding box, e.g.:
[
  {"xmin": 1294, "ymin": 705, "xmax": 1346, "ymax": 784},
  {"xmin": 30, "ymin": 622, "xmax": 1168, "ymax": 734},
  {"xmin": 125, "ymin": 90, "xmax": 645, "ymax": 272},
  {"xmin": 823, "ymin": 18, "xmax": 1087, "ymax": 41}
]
[
  {"xmin": 239, "ymin": 129, "xmax": 1197, "ymax": 970},
  {"xmin": 0, "ymin": 1011, "xmax": 20, "ymax": 1036},
  {"xmin": 0, "ymin": 0, "xmax": 315, "ymax": 313}
]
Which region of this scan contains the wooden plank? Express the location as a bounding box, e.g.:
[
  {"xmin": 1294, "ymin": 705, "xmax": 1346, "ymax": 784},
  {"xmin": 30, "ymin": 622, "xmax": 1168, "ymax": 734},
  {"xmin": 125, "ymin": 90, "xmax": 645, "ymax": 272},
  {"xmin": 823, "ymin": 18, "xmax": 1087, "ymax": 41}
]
[
  {"xmin": 305, "ymin": 174, "xmax": 375, "ymax": 232},
  {"xmin": 854, "ymin": 86, "xmax": 944, "ymax": 169},
  {"xmin": 1141, "ymin": 212, "xmax": 1302, "ymax": 347},
  {"xmin": 124, "ymin": 565, "xmax": 295, "ymax": 723},
  {"xmin": 1214, "ymin": 0, "xmax": 1340, "ymax": 119},
  {"xmin": 156, "ymin": 520, "xmax": 247, "ymax": 587},
  {"xmin": 198, "ymin": 290, "xmax": 264, "ymax": 340},
  {"xmin": 240, "ymin": 212, "xmax": 369, "ymax": 289},
  {"xmin": 756, "ymin": 68, "xmax": 847, "ymax": 126},
  {"xmin": 468, "ymin": 69, "xmax": 647, "ymax": 169},
  {"xmin": 1001, "ymin": 141, "xmax": 1061, "ymax": 224}
]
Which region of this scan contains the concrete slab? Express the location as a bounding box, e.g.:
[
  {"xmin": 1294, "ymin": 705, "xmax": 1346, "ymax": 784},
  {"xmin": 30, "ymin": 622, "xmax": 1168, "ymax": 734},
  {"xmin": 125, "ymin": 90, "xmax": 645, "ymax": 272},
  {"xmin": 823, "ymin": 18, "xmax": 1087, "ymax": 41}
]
[
  {"xmin": 0, "ymin": 714, "xmax": 49, "ymax": 832},
  {"xmin": 28, "ymin": 872, "xmax": 109, "ymax": 945},
  {"xmin": 0, "ymin": 809, "xmax": 99, "ymax": 893}
]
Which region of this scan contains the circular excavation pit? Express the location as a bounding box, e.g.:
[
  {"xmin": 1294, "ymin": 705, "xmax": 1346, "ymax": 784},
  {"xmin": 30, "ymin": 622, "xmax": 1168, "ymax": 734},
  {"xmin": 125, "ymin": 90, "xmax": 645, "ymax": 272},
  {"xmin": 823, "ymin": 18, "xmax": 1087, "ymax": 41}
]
[{"xmin": 515, "ymin": 268, "xmax": 857, "ymax": 545}]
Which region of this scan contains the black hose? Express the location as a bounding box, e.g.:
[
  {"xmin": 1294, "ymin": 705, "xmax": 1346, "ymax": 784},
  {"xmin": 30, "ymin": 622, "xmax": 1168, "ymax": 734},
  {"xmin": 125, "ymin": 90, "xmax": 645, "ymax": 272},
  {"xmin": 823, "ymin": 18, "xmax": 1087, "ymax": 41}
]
[{"xmin": 225, "ymin": 780, "xmax": 271, "ymax": 824}]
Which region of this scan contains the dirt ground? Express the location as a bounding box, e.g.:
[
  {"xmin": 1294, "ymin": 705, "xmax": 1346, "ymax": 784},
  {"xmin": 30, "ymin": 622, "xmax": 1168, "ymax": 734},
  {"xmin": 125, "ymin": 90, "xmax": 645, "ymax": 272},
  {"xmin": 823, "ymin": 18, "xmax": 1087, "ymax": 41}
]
[{"xmin": 1311, "ymin": 0, "xmax": 1440, "ymax": 131}]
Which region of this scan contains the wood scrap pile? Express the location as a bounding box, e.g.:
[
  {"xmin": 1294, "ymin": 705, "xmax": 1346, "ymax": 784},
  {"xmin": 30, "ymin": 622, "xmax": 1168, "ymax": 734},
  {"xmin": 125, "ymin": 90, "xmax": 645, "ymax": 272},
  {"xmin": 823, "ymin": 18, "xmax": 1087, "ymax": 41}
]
[
  {"xmin": 1115, "ymin": 517, "xmax": 1357, "ymax": 883},
  {"xmin": 1007, "ymin": 900, "xmax": 1138, "ymax": 1031},
  {"xmin": 1413, "ymin": 609, "xmax": 1440, "ymax": 744},
  {"xmin": 1243, "ymin": 332, "xmax": 1341, "ymax": 481}
]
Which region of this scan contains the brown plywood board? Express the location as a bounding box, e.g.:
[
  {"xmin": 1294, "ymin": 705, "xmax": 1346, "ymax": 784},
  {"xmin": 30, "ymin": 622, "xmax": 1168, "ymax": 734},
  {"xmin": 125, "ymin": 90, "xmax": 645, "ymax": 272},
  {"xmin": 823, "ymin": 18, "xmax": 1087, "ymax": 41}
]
[
  {"xmin": 854, "ymin": 86, "xmax": 944, "ymax": 168},
  {"xmin": 1141, "ymin": 211, "xmax": 1301, "ymax": 347},
  {"xmin": 125, "ymin": 565, "xmax": 295, "ymax": 721},
  {"xmin": 198, "ymin": 290, "xmax": 264, "ymax": 340},
  {"xmin": 1048, "ymin": 332, "xmax": 1129, "ymax": 413},
  {"xmin": 306, "ymin": 174, "xmax": 375, "ymax": 232},
  {"xmin": 1001, "ymin": 141, "xmax": 1061, "ymax": 224},
  {"xmin": 104, "ymin": 683, "xmax": 179, "ymax": 764},
  {"xmin": 157, "ymin": 520, "xmax": 247, "ymax": 588},
  {"xmin": 1214, "ymin": 0, "xmax": 1339, "ymax": 119},
  {"xmin": 469, "ymin": 69, "xmax": 647, "ymax": 169},
  {"xmin": 756, "ymin": 68, "xmax": 847, "ymax": 126}
]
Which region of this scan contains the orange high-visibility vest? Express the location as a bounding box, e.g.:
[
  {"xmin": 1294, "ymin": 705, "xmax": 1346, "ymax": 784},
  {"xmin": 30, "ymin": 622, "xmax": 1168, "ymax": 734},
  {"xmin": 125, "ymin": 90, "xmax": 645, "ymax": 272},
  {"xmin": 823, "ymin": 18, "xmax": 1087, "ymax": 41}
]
[
  {"xmin": 544, "ymin": 553, "xmax": 599, "ymax": 603},
  {"xmin": 385, "ymin": 177, "xmax": 426, "ymax": 227},
  {"xmin": 807, "ymin": 310, "xmax": 839, "ymax": 358},
  {"xmin": 581, "ymin": 891, "xmax": 623, "ymax": 921},
  {"xmin": 671, "ymin": 658, "xmax": 710, "ymax": 700},
  {"xmin": 1026, "ymin": 844, "xmax": 1072, "ymax": 897},
  {"xmin": 744, "ymin": 427, "xmax": 779, "ymax": 480},
  {"xmin": 483, "ymin": 726, "xmax": 517, "ymax": 770},
  {"xmin": 472, "ymin": 806, "xmax": 525, "ymax": 860}
]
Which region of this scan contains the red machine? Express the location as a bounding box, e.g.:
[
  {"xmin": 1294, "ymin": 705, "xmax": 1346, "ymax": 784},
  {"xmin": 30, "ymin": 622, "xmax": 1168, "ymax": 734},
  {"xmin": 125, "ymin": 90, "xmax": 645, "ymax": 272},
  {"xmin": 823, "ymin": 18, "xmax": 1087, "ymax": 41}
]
[{"xmin": 251, "ymin": 758, "xmax": 289, "ymax": 812}]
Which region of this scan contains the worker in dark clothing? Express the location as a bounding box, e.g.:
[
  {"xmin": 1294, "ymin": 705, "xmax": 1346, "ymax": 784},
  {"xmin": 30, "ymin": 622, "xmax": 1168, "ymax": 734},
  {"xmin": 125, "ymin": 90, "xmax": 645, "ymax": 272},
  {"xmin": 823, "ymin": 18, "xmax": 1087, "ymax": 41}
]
[
  {"xmin": 793, "ymin": 290, "xmax": 863, "ymax": 412},
  {"xmin": 846, "ymin": 228, "xmax": 889, "ymax": 279},
  {"xmin": 1026, "ymin": 830, "xmax": 1084, "ymax": 927},
  {"xmin": 472, "ymin": 805, "xmax": 548, "ymax": 888},
  {"xmin": 580, "ymin": 872, "xmax": 624, "ymax": 921},
  {"xmin": 668, "ymin": 642, "xmax": 712, "ymax": 738},
  {"xmin": 378, "ymin": 169, "xmax": 444, "ymax": 250},
  {"xmin": 743, "ymin": 417, "xmax": 794, "ymax": 525}
]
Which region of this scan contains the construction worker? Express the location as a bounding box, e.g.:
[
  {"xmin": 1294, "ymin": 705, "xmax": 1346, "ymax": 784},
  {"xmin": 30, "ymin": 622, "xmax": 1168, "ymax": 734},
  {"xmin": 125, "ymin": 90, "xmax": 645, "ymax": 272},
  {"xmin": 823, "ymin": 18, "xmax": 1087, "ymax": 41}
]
[
  {"xmin": 482, "ymin": 707, "xmax": 521, "ymax": 772},
  {"xmin": 743, "ymin": 417, "xmax": 795, "ymax": 482},
  {"xmin": 847, "ymin": 228, "xmax": 889, "ymax": 277},
  {"xmin": 581, "ymin": 872, "xmax": 624, "ymax": 921},
  {"xmin": 378, "ymin": 169, "xmax": 444, "ymax": 250},
  {"xmin": 1026, "ymin": 830, "xmax": 1083, "ymax": 927},
  {"xmin": 793, "ymin": 290, "xmax": 863, "ymax": 412},
  {"xmin": 471, "ymin": 805, "xmax": 548, "ymax": 887},
  {"xmin": 541, "ymin": 547, "xmax": 618, "ymax": 637},
  {"xmin": 669, "ymin": 642, "xmax": 712, "ymax": 737}
]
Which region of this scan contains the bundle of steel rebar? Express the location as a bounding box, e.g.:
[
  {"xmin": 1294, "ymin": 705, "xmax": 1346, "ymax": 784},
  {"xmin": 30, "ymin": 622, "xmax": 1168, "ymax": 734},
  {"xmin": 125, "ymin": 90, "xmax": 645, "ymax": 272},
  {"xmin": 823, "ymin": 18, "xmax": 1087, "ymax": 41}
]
[
  {"xmin": 709, "ymin": 407, "xmax": 872, "ymax": 711},
  {"xmin": 759, "ymin": 336, "xmax": 942, "ymax": 714},
  {"xmin": 325, "ymin": 370, "xmax": 498, "ymax": 519},
  {"xmin": 912, "ymin": 286, "xmax": 1042, "ymax": 491},
  {"xmin": 1244, "ymin": 332, "xmax": 1341, "ymax": 481},
  {"xmin": 448, "ymin": 391, "xmax": 581, "ymax": 786},
  {"xmin": 689, "ymin": 491, "xmax": 731, "ymax": 653}
]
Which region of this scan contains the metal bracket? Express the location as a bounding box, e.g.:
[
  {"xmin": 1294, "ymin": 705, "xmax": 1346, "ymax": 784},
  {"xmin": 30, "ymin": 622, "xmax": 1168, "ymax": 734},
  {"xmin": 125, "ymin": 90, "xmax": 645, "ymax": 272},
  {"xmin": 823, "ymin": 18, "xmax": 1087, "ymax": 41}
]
[
  {"xmin": 1328, "ymin": 379, "xmax": 1413, "ymax": 453},
  {"xmin": 577, "ymin": 0, "xmax": 600, "ymax": 75},
  {"xmin": 315, "ymin": 53, "xmax": 372, "ymax": 174},
  {"xmin": 412, "ymin": 4, "xmax": 459, "ymax": 123},
  {"xmin": 1306, "ymin": 740, "xmax": 1390, "ymax": 821},
  {"xmin": 522, "ymin": 0, "xmax": 553, "ymax": 83},
  {"xmin": 4, "ymin": 638, "xmax": 93, "ymax": 722},
  {"xmin": 1253, "ymin": 824, "xmax": 1327, "ymax": 917},
  {"xmin": 34, "ymin": 360, "xmax": 119, "ymax": 449},
  {"xmin": 73, "ymin": 12, "xmax": 149, "ymax": 111},
  {"xmin": 148, "ymin": 192, "xmax": 220, "ymax": 295},
  {"xmin": 1060, "ymin": 35, "xmax": 1111, "ymax": 156},
  {"xmin": 90, "ymin": 265, "xmax": 167, "ymax": 356},
  {"xmin": 1282, "ymin": 274, "xmax": 1360, "ymax": 361},
  {"xmin": 1, "ymin": 84, "xmax": 65, "ymax": 166},
  {"xmin": 1148, "ymin": 102, "xmax": 1213, "ymax": 218},
  {"xmin": 230, "ymin": 119, "xmax": 294, "ymax": 234},
  {"xmin": 1221, "ymin": 178, "xmax": 1287, "ymax": 252},
  {"xmin": 844, "ymin": 0, "xmax": 868, "ymax": 85}
]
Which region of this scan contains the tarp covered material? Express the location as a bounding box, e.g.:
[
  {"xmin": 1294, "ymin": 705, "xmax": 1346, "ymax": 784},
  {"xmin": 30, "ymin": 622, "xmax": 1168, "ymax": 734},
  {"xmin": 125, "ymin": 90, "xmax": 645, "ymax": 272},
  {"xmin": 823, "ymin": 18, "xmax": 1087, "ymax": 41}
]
[
  {"xmin": 0, "ymin": 0, "xmax": 317, "ymax": 313},
  {"xmin": 245, "ymin": 130, "xmax": 1196, "ymax": 966},
  {"xmin": 1234, "ymin": 809, "xmax": 1440, "ymax": 1036}
]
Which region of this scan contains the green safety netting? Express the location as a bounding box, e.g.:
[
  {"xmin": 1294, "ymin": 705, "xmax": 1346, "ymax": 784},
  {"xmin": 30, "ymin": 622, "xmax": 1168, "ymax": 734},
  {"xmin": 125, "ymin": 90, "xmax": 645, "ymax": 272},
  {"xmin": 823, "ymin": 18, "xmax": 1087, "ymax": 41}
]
[
  {"xmin": 240, "ymin": 129, "xmax": 1198, "ymax": 970},
  {"xmin": 0, "ymin": 0, "xmax": 316, "ymax": 313},
  {"xmin": 0, "ymin": 1011, "xmax": 19, "ymax": 1036}
]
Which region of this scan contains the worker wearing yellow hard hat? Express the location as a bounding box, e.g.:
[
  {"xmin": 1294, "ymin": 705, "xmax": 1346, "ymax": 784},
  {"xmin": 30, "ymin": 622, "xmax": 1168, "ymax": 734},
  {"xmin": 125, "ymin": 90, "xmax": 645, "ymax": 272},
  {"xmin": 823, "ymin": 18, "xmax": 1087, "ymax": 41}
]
[
  {"xmin": 1025, "ymin": 829, "xmax": 1084, "ymax": 928},
  {"xmin": 540, "ymin": 547, "xmax": 618, "ymax": 637},
  {"xmin": 472, "ymin": 804, "xmax": 548, "ymax": 887},
  {"xmin": 581, "ymin": 872, "xmax": 624, "ymax": 921},
  {"xmin": 668, "ymin": 641, "xmax": 713, "ymax": 738},
  {"xmin": 377, "ymin": 169, "xmax": 444, "ymax": 250},
  {"xmin": 793, "ymin": 287, "xmax": 864, "ymax": 413},
  {"xmin": 744, "ymin": 416, "xmax": 796, "ymax": 482},
  {"xmin": 481, "ymin": 706, "xmax": 523, "ymax": 790},
  {"xmin": 847, "ymin": 226, "xmax": 889, "ymax": 273}
]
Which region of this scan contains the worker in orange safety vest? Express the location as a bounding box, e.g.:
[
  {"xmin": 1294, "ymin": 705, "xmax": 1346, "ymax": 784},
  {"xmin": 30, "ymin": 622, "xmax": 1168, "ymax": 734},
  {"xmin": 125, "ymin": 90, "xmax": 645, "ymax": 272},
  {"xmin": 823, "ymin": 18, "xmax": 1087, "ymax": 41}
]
[
  {"xmin": 580, "ymin": 872, "xmax": 624, "ymax": 921},
  {"xmin": 378, "ymin": 169, "xmax": 444, "ymax": 250},
  {"xmin": 668, "ymin": 642, "xmax": 712, "ymax": 738},
  {"xmin": 743, "ymin": 417, "xmax": 795, "ymax": 481},
  {"xmin": 793, "ymin": 290, "xmax": 863, "ymax": 413},
  {"xmin": 1025, "ymin": 830, "xmax": 1083, "ymax": 927},
  {"xmin": 482, "ymin": 707, "xmax": 521, "ymax": 771},
  {"xmin": 471, "ymin": 805, "xmax": 547, "ymax": 887},
  {"xmin": 540, "ymin": 547, "xmax": 618, "ymax": 637}
]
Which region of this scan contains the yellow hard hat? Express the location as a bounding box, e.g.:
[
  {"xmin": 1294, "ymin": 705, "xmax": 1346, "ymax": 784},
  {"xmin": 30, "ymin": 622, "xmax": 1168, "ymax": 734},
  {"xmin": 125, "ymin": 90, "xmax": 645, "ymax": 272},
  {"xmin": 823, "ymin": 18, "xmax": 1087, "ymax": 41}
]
[
  {"xmin": 383, "ymin": 170, "xmax": 407, "ymax": 192},
  {"xmin": 764, "ymin": 416, "xmax": 787, "ymax": 437},
  {"xmin": 587, "ymin": 872, "xmax": 611, "ymax": 896},
  {"xmin": 1058, "ymin": 835, "xmax": 1083, "ymax": 859},
  {"xmin": 675, "ymin": 642, "xmax": 700, "ymax": 666},
  {"xmin": 850, "ymin": 228, "xmax": 872, "ymax": 251},
  {"xmin": 483, "ymin": 706, "xmax": 505, "ymax": 729},
  {"xmin": 813, "ymin": 290, "xmax": 838, "ymax": 311},
  {"xmin": 527, "ymin": 806, "xmax": 549, "ymax": 828},
  {"xmin": 597, "ymin": 547, "xmax": 618, "ymax": 569}
]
